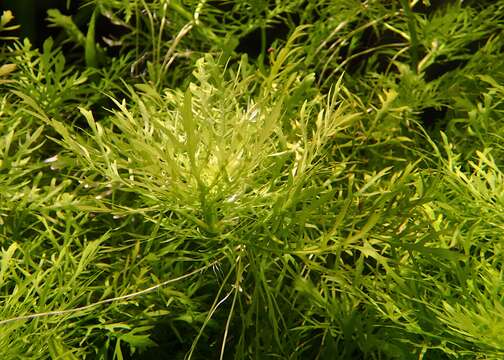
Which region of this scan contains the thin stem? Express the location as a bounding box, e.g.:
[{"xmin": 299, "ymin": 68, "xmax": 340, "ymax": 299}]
[
  {"xmin": 0, "ymin": 257, "xmax": 224, "ymax": 326},
  {"xmin": 399, "ymin": 0, "xmax": 420, "ymax": 72}
]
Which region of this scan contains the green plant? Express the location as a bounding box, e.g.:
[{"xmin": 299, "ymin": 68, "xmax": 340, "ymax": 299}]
[{"xmin": 1, "ymin": 1, "xmax": 504, "ymax": 359}]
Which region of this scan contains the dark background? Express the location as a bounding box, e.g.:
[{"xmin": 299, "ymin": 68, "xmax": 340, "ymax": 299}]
[{"xmin": 1, "ymin": 0, "xmax": 81, "ymax": 48}]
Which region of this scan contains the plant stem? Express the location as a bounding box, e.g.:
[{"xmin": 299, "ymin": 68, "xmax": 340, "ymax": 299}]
[{"xmin": 399, "ymin": 0, "xmax": 419, "ymax": 72}]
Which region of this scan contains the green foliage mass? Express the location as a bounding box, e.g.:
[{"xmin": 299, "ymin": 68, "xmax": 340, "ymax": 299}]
[{"xmin": 1, "ymin": 1, "xmax": 504, "ymax": 359}]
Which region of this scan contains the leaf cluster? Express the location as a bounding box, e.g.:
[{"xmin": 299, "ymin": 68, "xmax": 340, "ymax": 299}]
[{"xmin": 1, "ymin": 1, "xmax": 504, "ymax": 359}]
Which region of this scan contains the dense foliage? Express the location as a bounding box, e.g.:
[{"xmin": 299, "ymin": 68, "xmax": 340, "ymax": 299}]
[{"xmin": 1, "ymin": 0, "xmax": 504, "ymax": 358}]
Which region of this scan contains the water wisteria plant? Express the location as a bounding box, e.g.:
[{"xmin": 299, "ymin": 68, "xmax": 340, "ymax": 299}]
[{"xmin": 1, "ymin": 1, "xmax": 504, "ymax": 359}]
